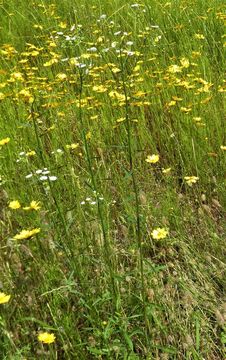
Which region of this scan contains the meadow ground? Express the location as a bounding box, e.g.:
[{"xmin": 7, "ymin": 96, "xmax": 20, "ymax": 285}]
[{"xmin": 0, "ymin": 0, "xmax": 225, "ymax": 359}]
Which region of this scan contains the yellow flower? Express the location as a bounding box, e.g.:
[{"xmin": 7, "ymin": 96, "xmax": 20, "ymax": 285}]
[
  {"xmin": 220, "ymin": 145, "xmax": 226, "ymax": 151},
  {"xmin": 0, "ymin": 292, "xmax": 11, "ymax": 304},
  {"xmin": 180, "ymin": 107, "xmax": 192, "ymax": 113},
  {"xmin": 108, "ymin": 91, "xmax": 126, "ymax": 102},
  {"xmin": 0, "ymin": 92, "xmax": 6, "ymax": 100},
  {"xmin": 162, "ymin": 167, "xmax": 171, "ymax": 174},
  {"xmin": 9, "ymin": 200, "xmax": 21, "ymax": 209},
  {"xmin": 13, "ymin": 228, "xmax": 40, "ymax": 240},
  {"xmin": 86, "ymin": 131, "xmax": 91, "ymax": 140},
  {"xmin": 26, "ymin": 150, "xmax": 36, "ymax": 157},
  {"xmin": 23, "ymin": 201, "xmax": 41, "ymax": 211},
  {"xmin": 56, "ymin": 73, "xmax": 67, "ymax": 81},
  {"xmin": 43, "ymin": 58, "xmax": 58, "ymax": 67},
  {"xmin": 18, "ymin": 89, "xmax": 34, "ymax": 103},
  {"xmin": 10, "ymin": 72, "xmax": 24, "ymax": 81},
  {"xmin": 194, "ymin": 33, "xmax": 205, "ymax": 40},
  {"xmin": 151, "ymin": 228, "xmax": 169, "ymax": 240},
  {"xmin": 145, "ymin": 154, "xmax": 159, "ymax": 164},
  {"xmin": 93, "ymin": 85, "xmax": 108, "ymax": 93},
  {"xmin": 184, "ymin": 176, "xmax": 199, "ymax": 186},
  {"xmin": 0, "ymin": 137, "xmax": 10, "ymax": 146},
  {"xmin": 116, "ymin": 117, "xmax": 126, "ymax": 123},
  {"xmin": 59, "ymin": 21, "xmax": 67, "ymax": 29},
  {"xmin": 168, "ymin": 64, "xmax": 182, "ymax": 73},
  {"xmin": 193, "ymin": 117, "xmax": 202, "ymax": 122},
  {"xmin": 180, "ymin": 57, "xmax": 190, "ymax": 68},
  {"xmin": 167, "ymin": 100, "xmax": 176, "ymax": 107},
  {"xmin": 38, "ymin": 332, "xmax": 56, "ymax": 344},
  {"xmin": 66, "ymin": 143, "xmax": 79, "ymax": 150}
]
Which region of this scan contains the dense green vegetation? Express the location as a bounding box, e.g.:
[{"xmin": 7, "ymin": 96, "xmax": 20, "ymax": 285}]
[{"xmin": 0, "ymin": 0, "xmax": 225, "ymax": 358}]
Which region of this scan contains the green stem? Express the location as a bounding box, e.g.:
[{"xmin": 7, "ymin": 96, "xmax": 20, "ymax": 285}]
[
  {"xmin": 77, "ymin": 70, "xmax": 119, "ymax": 308},
  {"xmin": 119, "ymin": 51, "xmax": 150, "ymax": 340},
  {"xmin": 30, "ymin": 104, "xmax": 72, "ymax": 258}
]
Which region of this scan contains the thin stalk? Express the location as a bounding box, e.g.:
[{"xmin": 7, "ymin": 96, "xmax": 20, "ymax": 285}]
[
  {"xmin": 30, "ymin": 104, "xmax": 72, "ymax": 258},
  {"xmin": 119, "ymin": 52, "xmax": 150, "ymax": 340},
  {"xmin": 77, "ymin": 70, "xmax": 120, "ymax": 309}
]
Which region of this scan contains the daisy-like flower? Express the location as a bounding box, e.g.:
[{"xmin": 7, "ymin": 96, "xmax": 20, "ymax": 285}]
[
  {"xmin": 13, "ymin": 228, "xmax": 40, "ymax": 240},
  {"xmin": 168, "ymin": 64, "xmax": 182, "ymax": 73},
  {"xmin": 65, "ymin": 143, "xmax": 79, "ymax": 150},
  {"xmin": 9, "ymin": 200, "xmax": 21, "ymax": 209},
  {"xmin": 38, "ymin": 332, "xmax": 56, "ymax": 344},
  {"xmin": 151, "ymin": 227, "xmax": 169, "ymax": 240},
  {"xmin": 0, "ymin": 292, "xmax": 11, "ymax": 304},
  {"xmin": 48, "ymin": 176, "xmax": 57, "ymax": 181},
  {"xmin": 184, "ymin": 176, "xmax": 199, "ymax": 186},
  {"xmin": 194, "ymin": 33, "xmax": 205, "ymax": 40},
  {"xmin": 162, "ymin": 167, "xmax": 171, "ymax": 174},
  {"xmin": 145, "ymin": 154, "xmax": 159, "ymax": 164},
  {"xmin": 23, "ymin": 201, "xmax": 41, "ymax": 211},
  {"xmin": 0, "ymin": 137, "xmax": 10, "ymax": 146}
]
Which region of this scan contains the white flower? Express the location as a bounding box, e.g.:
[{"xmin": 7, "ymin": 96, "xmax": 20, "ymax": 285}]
[
  {"xmin": 88, "ymin": 47, "xmax": 97, "ymax": 52},
  {"xmin": 48, "ymin": 176, "xmax": 57, "ymax": 181},
  {"xmin": 77, "ymin": 63, "xmax": 86, "ymax": 69},
  {"xmin": 40, "ymin": 176, "xmax": 48, "ymax": 181},
  {"xmin": 25, "ymin": 173, "xmax": 33, "ymax": 179}
]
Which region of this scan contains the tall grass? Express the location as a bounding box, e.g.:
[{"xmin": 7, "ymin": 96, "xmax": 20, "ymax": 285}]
[{"xmin": 0, "ymin": 0, "xmax": 225, "ymax": 358}]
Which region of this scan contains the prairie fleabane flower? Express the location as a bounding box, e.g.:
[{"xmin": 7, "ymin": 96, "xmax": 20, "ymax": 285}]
[
  {"xmin": 151, "ymin": 228, "xmax": 169, "ymax": 240},
  {"xmin": 0, "ymin": 293, "xmax": 11, "ymax": 304},
  {"xmin": 184, "ymin": 176, "xmax": 199, "ymax": 186},
  {"xmin": 38, "ymin": 332, "xmax": 56, "ymax": 344},
  {"xmin": 9, "ymin": 200, "xmax": 21, "ymax": 209},
  {"xmin": 13, "ymin": 228, "xmax": 40, "ymax": 240},
  {"xmin": 145, "ymin": 154, "xmax": 159, "ymax": 164}
]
